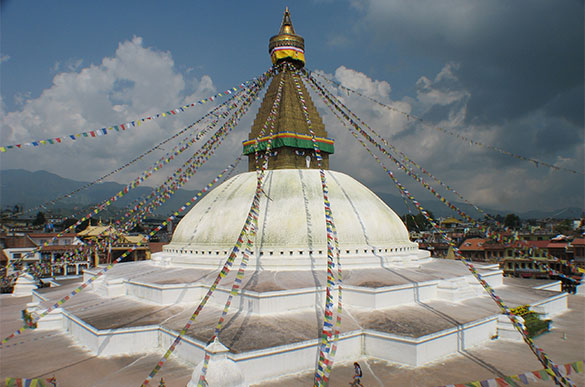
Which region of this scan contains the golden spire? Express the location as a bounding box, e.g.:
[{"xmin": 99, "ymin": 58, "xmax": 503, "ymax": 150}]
[
  {"xmin": 279, "ymin": 7, "xmax": 295, "ymax": 35},
  {"xmin": 269, "ymin": 8, "xmax": 305, "ymax": 67}
]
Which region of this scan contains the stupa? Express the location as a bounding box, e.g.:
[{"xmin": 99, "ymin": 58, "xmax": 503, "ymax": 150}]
[{"xmin": 26, "ymin": 8, "xmax": 570, "ymax": 386}]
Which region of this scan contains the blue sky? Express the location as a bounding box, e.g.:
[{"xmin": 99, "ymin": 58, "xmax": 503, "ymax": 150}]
[
  {"xmin": 1, "ymin": 0, "xmax": 583, "ymax": 213},
  {"xmin": 1, "ymin": 1, "xmax": 437, "ymax": 108}
]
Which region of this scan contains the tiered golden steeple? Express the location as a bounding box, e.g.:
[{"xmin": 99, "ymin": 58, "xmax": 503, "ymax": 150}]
[{"xmin": 243, "ymin": 8, "xmax": 334, "ymax": 171}]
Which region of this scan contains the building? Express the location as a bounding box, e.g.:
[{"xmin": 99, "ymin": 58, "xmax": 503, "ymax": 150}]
[
  {"xmin": 572, "ymin": 237, "xmax": 585, "ymax": 268},
  {"xmin": 458, "ymin": 237, "xmax": 506, "ymax": 262},
  {"xmin": 76, "ymin": 223, "xmax": 149, "ymax": 266},
  {"xmin": 1, "ymin": 232, "xmax": 41, "ymax": 274},
  {"xmin": 28, "ymin": 233, "xmax": 86, "ymax": 277},
  {"xmin": 1, "ymin": 232, "xmax": 86, "ymax": 278}
]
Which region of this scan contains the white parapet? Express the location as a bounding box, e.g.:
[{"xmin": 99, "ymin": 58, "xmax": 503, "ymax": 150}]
[
  {"xmin": 437, "ymin": 278, "xmax": 477, "ymax": 302},
  {"xmin": 12, "ymin": 273, "xmax": 37, "ymax": 297},
  {"xmin": 531, "ymin": 292, "xmax": 568, "ymax": 321},
  {"xmin": 126, "ymin": 281, "xmax": 206, "ymax": 305},
  {"xmin": 497, "ymin": 314, "xmax": 525, "ymax": 341},
  {"xmin": 36, "ymin": 307, "xmax": 64, "ymax": 330},
  {"xmin": 533, "ymin": 280, "xmax": 562, "ymax": 292},
  {"xmin": 364, "ymin": 316, "xmax": 498, "ymax": 366},
  {"xmin": 62, "ymin": 310, "xmax": 160, "ymax": 356}
]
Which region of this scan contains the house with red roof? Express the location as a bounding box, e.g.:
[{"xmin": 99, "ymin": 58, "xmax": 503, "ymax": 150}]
[
  {"xmin": 571, "ymin": 238, "xmax": 585, "ymax": 268},
  {"xmin": 458, "ymin": 238, "xmax": 506, "ymax": 262}
]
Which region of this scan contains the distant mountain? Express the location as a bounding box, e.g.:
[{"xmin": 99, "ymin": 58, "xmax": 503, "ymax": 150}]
[
  {"xmin": 371, "ymin": 191, "xmax": 582, "ymax": 220},
  {"xmin": 374, "ymin": 191, "xmax": 504, "ymax": 219},
  {"xmin": 0, "ymin": 169, "xmax": 200, "ymax": 217},
  {"xmin": 1, "ymin": 169, "xmax": 582, "ymax": 220},
  {"xmin": 517, "ymin": 207, "xmax": 584, "ymax": 220}
]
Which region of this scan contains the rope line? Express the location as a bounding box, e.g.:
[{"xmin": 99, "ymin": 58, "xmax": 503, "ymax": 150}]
[
  {"xmin": 310, "ymin": 70, "xmax": 583, "ymax": 176},
  {"xmin": 288, "ymin": 65, "xmax": 342, "ymax": 387},
  {"xmin": 307, "ymin": 72, "xmax": 582, "ymax": 282},
  {"xmin": 0, "ymin": 159, "xmax": 241, "ymax": 347},
  {"xmin": 196, "ymin": 66, "xmax": 285, "ymax": 387},
  {"xmin": 1, "ymin": 69, "xmax": 273, "ymax": 347},
  {"xmin": 304, "ymin": 71, "xmax": 574, "ymax": 387},
  {"xmin": 3, "ymin": 70, "xmax": 270, "ymax": 279},
  {"xmin": 7, "ymin": 93, "xmax": 241, "ymax": 219},
  {"xmin": 139, "ymin": 69, "xmax": 275, "ymax": 385},
  {"xmin": 0, "ymin": 77, "xmax": 264, "ymax": 153}
]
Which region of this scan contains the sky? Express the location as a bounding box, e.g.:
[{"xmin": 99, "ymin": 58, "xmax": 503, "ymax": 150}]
[{"xmin": 1, "ymin": 0, "xmax": 583, "ymax": 215}]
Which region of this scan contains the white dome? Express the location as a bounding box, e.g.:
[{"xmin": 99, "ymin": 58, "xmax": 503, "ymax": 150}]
[{"xmin": 162, "ymin": 169, "xmax": 428, "ymax": 269}]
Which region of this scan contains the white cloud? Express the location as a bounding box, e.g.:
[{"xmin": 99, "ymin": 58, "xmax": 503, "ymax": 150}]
[
  {"xmin": 310, "ymin": 64, "xmax": 583, "ymax": 213},
  {"xmin": 0, "ymin": 36, "xmax": 218, "ymax": 186}
]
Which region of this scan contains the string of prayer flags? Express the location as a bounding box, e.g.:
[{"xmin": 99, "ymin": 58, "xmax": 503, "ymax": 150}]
[
  {"xmin": 9, "ymin": 93, "xmax": 245, "ymax": 219},
  {"xmin": 3, "ymin": 71, "xmax": 271, "ymax": 348},
  {"xmin": 306, "ymin": 71, "xmax": 582, "ymax": 283},
  {"xmin": 197, "ymin": 69, "xmax": 286, "ymax": 387},
  {"xmin": 303, "ymin": 70, "xmax": 574, "ymax": 387},
  {"xmin": 309, "ymin": 69, "xmax": 584, "ymax": 176},
  {"xmin": 5, "ymin": 377, "xmax": 57, "ymax": 386},
  {"xmin": 140, "ymin": 70, "xmax": 274, "ymax": 386},
  {"xmin": 436, "ymin": 360, "xmax": 584, "ymax": 387},
  {"xmin": 6, "ymin": 69, "xmax": 265, "ymax": 318},
  {"xmin": 289, "ymin": 65, "xmax": 343, "ymax": 386},
  {"xmin": 0, "ymin": 71, "xmax": 272, "ymax": 153},
  {"xmin": 1, "ymin": 160, "xmax": 241, "ymax": 347},
  {"xmin": 120, "ymin": 101, "xmax": 248, "ymax": 230},
  {"xmin": 6, "ymin": 75, "xmax": 268, "ymax": 276}
]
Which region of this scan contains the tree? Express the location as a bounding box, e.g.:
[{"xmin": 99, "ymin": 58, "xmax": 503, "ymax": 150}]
[
  {"xmin": 503, "ymin": 213, "xmax": 521, "ymax": 229},
  {"xmin": 553, "ymin": 219, "xmax": 572, "ymax": 235},
  {"xmin": 130, "ymin": 224, "xmax": 145, "ymax": 233},
  {"xmin": 32, "ymin": 211, "xmax": 46, "ymax": 226},
  {"xmin": 59, "ymin": 218, "xmax": 79, "ymax": 230},
  {"xmin": 403, "ymin": 211, "xmax": 433, "ymax": 231}
]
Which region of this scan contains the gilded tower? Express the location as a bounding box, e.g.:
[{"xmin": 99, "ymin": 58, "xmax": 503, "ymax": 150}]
[{"xmin": 243, "ymin": 8, "xmax": 334, "ymax": 171}]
